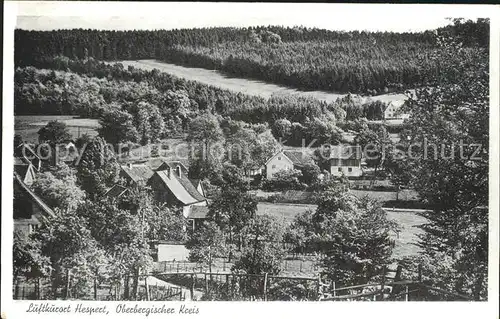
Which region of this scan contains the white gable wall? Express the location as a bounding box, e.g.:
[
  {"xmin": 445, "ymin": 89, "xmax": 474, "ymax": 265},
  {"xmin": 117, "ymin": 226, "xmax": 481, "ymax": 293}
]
[
  {"xmin": 384, "ymin": 101, "xmax": 409, "ymax": 120},
  {"xmin": 265, "ymin": 152, "xmax": 294, "ymax": 179}
]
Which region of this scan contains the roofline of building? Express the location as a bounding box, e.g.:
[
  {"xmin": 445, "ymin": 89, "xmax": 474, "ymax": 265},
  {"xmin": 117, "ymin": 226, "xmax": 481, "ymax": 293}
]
[
  {"xmin": 14, "ymin": 172, "xmax": 56, "ymax": 218},
  {"xmin": 265, "ymin": 149, "xmax": 294, "ymax": 166}
]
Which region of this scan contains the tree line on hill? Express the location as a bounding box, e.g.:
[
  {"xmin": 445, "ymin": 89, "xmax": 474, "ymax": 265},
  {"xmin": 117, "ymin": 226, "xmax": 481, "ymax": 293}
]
[
  {"xmin": 14, "ymin": 26, "xmax": 437, "ymax": 64},
  {"xmin": 15, "ymin": 19, "xmax": 488, "ymax": 95}
]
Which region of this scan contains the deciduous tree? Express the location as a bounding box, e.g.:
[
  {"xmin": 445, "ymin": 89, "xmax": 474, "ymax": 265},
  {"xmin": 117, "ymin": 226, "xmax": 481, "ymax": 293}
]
[
  {"xmin": 32, "ymin": 163, "xmax": 85, "ymax": 212},
  {"xmin": 76, "ymin": 136, "xmax": 119, "ymax": 199},
  {"xmin": 186, "ymin": 221, "xmax": 227, "ymax": 272},
  {"xmin": 98, "ymin": 104, "xmax": 139, "ymax": 146},
  {"xmin": 38, "ymin": 120, "xmax": 72, "ymax": 144},
  {"xmin": 232, "ymin": 215, "xmax": 287, "ymax": 275}
]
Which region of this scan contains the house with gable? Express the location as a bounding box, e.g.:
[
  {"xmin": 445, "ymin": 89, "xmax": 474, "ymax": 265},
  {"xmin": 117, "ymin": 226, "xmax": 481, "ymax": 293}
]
[
  {"xmin": 14, "ymin": 172, "xmax": 56, "ymax": 238},
  {"xmin": 265, "ymin": 149, "xmax": 312, "ymax": 179},
  {"xmin": 328, "ymin": 145, "xmax": 363, "ymax": 177},
  {"xmin": 113, "ymin": 160, "xmax": 209, "ymax": 230},
  {"xmin": 384, "ymin": 101, "xmax": 410, "ymax": 120},
  {"xmin": 119, "ymin": 162, "xmax": 155, "ymax": 185},
  {"xmin": 148, "ymin": 161, "xmax": 209, "ymax": 229}
]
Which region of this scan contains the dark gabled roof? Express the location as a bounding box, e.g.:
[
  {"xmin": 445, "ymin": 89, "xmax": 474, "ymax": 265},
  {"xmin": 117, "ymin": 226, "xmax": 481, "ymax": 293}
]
[
  {"xmin": 14, "ymin": 173, "xmax": 55, "ymax": 218},
  {"xmin": 154, "ymin": 170, "xmax": 206, "ymax": 206},
  {"xmin": 177, "ymin": 174, "xmax": 206, "ymax": 202},
  {"xmin": 283, "ymin": 150, "xmax": 312, "ymax": 167},
  {"xmin": 189, "ymin": 178, "xmax": 200, "ymax": 187},
  {"xmin": 329, "ymin": 145, "xmax": 362, "ymax": 160},
  {"xmin": 120, "ymin": 165, "xmax": 155, "ymax": 183},
  {"xmin": 14, "ymin": 163, "xmax": 29, "ymax": 176},
  {"xmin": 138, "ymin": 157, "xmax": 190, "ymax": 171},
  {"xmin": 155, "ymin": 161, "xmax": 204, "ymax": 202},
  {"xmin": 105, "ymin": 184, "xmax": 129, "ymax": 198},
  {"xmin": 156, "ymin": 161, "xmax": 189, "ymax": 175},
  {"xmin": 187, "ymin": 206, "xmax": 209, "ymax": 219}
]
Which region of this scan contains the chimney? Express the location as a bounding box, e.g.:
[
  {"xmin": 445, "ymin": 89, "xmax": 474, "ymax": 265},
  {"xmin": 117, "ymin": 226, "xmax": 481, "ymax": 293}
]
[
  {"xmin": 128, "ymin": 163, "xmax": 133, "ymax": 169},
  {"xmin": 176, "ymin": 165, "xmax": 182, "ymax": 178}
]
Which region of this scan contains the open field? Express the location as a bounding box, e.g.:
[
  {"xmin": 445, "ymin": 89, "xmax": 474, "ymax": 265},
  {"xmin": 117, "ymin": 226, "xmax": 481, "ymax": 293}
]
[
  {"xmin": 343, "ymin": 132, "xmax": 401, "ymax": 143},
  {"xmin": 351, "ymin": 189, "xmax": 420, "ymax": 202},
  {"xmin": 257, "ymin": 202, "xmax": 427, "ymax": 258},
  {"xmin": 115, "ymin": 60, "xmax": 410, "ymax": 105},
  {"xmin": 257, "ymin": 202, "xmax": 316, "ymax": 224},
  {"xmin": 15, "ymin": 115, "xmax": 99, "ymax": 143}
]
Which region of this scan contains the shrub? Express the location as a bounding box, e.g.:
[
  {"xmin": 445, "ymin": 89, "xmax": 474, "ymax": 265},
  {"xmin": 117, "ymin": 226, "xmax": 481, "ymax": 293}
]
[{"xmin": 261, "ymin": 169, "xmax": 307, "ymax": 191}]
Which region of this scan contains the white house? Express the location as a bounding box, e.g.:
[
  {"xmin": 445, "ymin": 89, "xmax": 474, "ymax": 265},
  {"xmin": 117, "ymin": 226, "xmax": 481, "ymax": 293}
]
[
  {"xmin": 329, "ymin": 145, "xmax": 363, "ymax": 177},
  {"xmin": 384, "ymin": 101, "xmax": 410, "ymax": 120},
  {"xmin": 265, "ymin": 149, "xmax": 311, "ymax": 179}
]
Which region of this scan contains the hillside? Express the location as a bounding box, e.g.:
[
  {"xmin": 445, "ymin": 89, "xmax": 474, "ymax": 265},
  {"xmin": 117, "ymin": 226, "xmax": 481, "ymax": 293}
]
[{"xmin": 15, "ymin": 21, "xmax": 488, "ymax": 95}]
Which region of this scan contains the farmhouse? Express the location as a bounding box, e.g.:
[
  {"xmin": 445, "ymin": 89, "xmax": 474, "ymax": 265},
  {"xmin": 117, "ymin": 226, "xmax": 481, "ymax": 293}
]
[
  {"xmin": 13, "ymin": 173, "xmax": 55, "ymax": 238},
  {"xmin": 119, "ymin": 163, "xmax": 155, "ymax": 185},
  {"xmin": 265, "ymin": 149, "xmax": 312, "ymax": 179},
  {"xmin": 116, "ymin": 160, "xmax": 209, "ymax": 230},
  {"xmin": 329, "ymin": 145, "xmax": 363, "ymax": 177},
  {"xmin": 384, "ymin": 101, "xmax": 410, "ymax": 120}
]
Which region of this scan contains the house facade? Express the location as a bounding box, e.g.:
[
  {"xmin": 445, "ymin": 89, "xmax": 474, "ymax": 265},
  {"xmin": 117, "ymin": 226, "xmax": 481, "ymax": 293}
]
[
  {"xmin": 384, "ymin": 101, "xmax": 410, "ymax": 120},
  {"xmin": 329, "ymin": 145, "xmax": 363, "ymax": 177},
  {"xmin": 265, "ymin": 150, "xmax": 312, "ymax": 179}
]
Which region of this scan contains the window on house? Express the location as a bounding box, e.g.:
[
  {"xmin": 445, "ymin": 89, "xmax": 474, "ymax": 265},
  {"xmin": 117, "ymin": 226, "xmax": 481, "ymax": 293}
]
[
  {"xmin": 31, "ymin": 224, "xmax": 39, "ymax": 233},
  {"xmin": 348, "ymin": 167, "xmax": 353, "ymax": 172},
  {"xmin": 278, "ymin": 156, "xmax": 281, "ymax": 160},
  {"xmin": 338, "ymin": 167, "xmax": 342, "ymax": 172},
  {"xmin": 272, "ymin": 165, "xmax": 276, "ymax": 169}
]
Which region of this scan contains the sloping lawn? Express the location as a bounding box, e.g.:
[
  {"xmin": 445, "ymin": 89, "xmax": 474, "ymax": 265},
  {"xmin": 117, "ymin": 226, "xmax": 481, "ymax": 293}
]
[
  {"xmin": 15, "ymin": 115, "xmax": 99, "ymax": 143},
  {"xmin": 256, "ymin": 202, "xmax": 427, "ymax": 258}
]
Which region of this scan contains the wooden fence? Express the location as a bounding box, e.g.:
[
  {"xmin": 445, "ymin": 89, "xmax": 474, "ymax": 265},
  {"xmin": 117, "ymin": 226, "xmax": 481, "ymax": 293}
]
[
  {"xmin": 14, "ymin": 263, "xmax": 476, "ymax": 301},
  {"xmin": 13, "ymin": 276, "xmax": 187, "ymax": 301},
  {"xmin": 319, "ymin": 265, "xmax": 474, "ymax": 301},
  {"xmin": 153, "ymin": 257, "xmax": 322, "ymax": 276},
  {"xmin": 153, "ymin": 271, "xmax": 321, "ymax": 301}
]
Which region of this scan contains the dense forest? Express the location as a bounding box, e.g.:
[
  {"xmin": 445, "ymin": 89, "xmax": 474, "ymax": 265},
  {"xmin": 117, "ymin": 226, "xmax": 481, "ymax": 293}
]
[
  {"xmin": 16, "ymin": 56, "xmax": 390, "ymax": 146},
  {"xmin": 15, "ymin": 20, "xmax": 488, "ymax": 94}
]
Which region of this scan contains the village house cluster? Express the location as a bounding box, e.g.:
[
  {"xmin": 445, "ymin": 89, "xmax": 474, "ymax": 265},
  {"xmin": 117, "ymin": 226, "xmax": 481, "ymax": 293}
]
[{"xmin": 13, "ymin": 137, "xmax": 369, "ymax": 239}]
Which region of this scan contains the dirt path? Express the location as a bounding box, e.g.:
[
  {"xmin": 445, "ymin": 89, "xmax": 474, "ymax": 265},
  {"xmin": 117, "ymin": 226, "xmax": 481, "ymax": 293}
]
[{"xmin": 145, "ymin": 276, "xmax": 204, "ymax": 301}]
